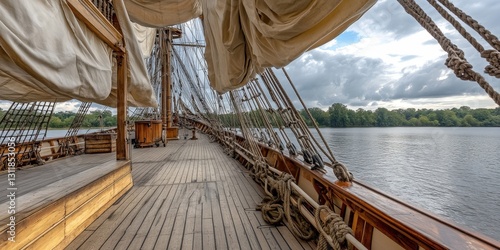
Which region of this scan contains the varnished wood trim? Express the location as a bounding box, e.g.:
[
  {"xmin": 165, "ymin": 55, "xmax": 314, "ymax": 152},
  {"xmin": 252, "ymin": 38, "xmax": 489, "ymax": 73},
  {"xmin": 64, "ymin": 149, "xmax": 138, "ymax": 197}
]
[
  {"xmin": 362, "ymin": 222, "xmax": 374, "ymax": 249},
  {"xmin": 67, "ymin": 0, "xmax": 123, "ymax": 51}
]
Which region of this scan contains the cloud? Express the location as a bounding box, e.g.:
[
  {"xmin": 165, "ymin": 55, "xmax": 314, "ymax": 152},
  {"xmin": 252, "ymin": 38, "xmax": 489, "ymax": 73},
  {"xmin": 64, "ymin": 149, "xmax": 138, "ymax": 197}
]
[{"xmin": 281, "ymin": 0, "xmax": 500, "ymax": 110}]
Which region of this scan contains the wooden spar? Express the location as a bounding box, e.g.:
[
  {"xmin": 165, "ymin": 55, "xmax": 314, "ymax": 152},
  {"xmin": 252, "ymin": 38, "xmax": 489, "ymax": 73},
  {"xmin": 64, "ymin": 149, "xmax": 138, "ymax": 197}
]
[
  {"xmin": 161, "ymin": 28, "xmax": 174, "ymax": 133},
  {"xmin": 67, "ymin": 0, "xmax": 123, "ymax": 52},
  {"xmin": 116, "ymin": 52, "xmax": 128, "ymax": 160},
  {"xmin": 163, "ymin": 28, "xmax": 182, "ymax": 140}
]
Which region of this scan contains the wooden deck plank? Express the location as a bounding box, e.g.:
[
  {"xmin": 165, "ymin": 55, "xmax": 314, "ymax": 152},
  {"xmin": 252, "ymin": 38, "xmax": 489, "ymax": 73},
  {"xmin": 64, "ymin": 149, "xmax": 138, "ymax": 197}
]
[
  {"xmin": 69, "ymin": 134, "xmax": 314, "ymax": 250},
  {"xmin": 163, "ymin": 183, "xmax": 199, "ymax": 249},
  {"xmin": 219, "ymin": 158, "xmax": 266, "ymax": 249},
  {"xmin": 114, "ymin": 184, "xmax": 169, "ymax": 249},
  {"xmin": 141, "ymin": 183, "xmax": 182, "ymax": 250},
  {"xmin": 152, "ymin": 183, "xmax": 189, "ymax": 249},
  {"xmin": 76, "ymin": 186, "xmax": 154, "ymax": 249},
  {"xmin": 208, "ymin": 182, "xmax": 229, "ymax": 250}
]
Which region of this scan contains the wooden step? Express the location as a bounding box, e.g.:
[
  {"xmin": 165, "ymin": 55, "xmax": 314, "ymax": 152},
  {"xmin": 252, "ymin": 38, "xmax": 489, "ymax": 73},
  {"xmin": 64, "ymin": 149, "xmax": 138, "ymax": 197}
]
[{"xmin": 0, "ymin": 160, "xmax": 132, "ymax": 249}]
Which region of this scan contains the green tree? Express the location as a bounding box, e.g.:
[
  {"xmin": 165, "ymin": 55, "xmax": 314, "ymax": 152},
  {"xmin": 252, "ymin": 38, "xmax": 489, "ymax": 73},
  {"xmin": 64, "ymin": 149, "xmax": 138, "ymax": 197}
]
[
  {"xmin": 374, "ymin": 108, "xmax": 389, "ymax": 126},
  {"xmin": 471, "ymin": 108, "xmax": 491, "ymax": 123},
  {"xmin": 355, "ymin": 108, "xmax": 375, "ymax": 127},
  {"xmin": 49, "ymin": 116, "xmax": 64, "ymax": 128},
  {"xmin": 328, "ymin": 103, "xmax": 350, "ymax": 127},
  {"xmin": 0, "ymin": 108, "xmax": 5, "ymax": 122},
  {"xmin": 463, "ymin": 114, "xmax": 479, "ymax": 126},
  {"xmin": 306, "ymin": 107, "xmax": 329, "ymax": 127},
  {"xmin": 483, "ymin": 115, "xmax": 500, "ymax": 126},
  {"xmin": 453, "ymin": 106, "xmax": 470, "ymax": 118},
  {"xmin": 408, "ymin": 117, "xmax": 420, "ymax": 126},
  {"xmin": 438, "ymin": 110, "xmax": 460, "ymax": 126}
]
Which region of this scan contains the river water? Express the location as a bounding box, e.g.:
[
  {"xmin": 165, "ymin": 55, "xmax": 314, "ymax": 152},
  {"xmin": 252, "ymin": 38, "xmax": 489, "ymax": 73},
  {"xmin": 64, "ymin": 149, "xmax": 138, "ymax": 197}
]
[
  {"xmin": 45, "ymin": 127, "xmax": 500, "ymax": 240},
  {"xmin": 311, "ymin": 127, "xmax": 500, "ymax": 240}
]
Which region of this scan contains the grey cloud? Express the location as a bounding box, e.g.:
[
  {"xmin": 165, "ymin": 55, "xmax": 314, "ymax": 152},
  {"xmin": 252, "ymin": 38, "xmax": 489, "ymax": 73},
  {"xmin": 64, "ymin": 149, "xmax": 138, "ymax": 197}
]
[
  {"xmin": 390, "ymin": 60, "xmax": 483, "ymax": 99},
  {"xmin": 281, "ymin": 50, "xmax": 390, "ymax": 108},
  {"xmin": 400, "ymin": 55, "xmax": 418, "ymax": 61},
  {"xmin": 353, "ymin": 0, "xmax": 500, "ymax": 42}
]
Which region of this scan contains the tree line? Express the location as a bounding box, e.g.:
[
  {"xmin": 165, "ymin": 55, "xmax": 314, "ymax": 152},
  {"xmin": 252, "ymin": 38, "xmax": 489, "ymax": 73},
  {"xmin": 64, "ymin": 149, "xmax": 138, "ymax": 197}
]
[
  {"xmin": 48, "ymin": 110, "xmax": 117, "ymax": 128},
  {"xmin": 300, "ymin": 104, "xmax": 500, "ymax": 127},
  {"xmin": 0, "ymin": 109, "xmax": 117, "ymax": 128},
  {"xmin": 1, "ymin": 105, "xmax": 499, "ymax": 128}
]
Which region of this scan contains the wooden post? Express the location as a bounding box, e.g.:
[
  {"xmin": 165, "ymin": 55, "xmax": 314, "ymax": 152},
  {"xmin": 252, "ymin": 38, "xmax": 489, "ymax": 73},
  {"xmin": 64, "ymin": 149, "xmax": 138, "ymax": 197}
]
[{"xmin": 116, "ymin": 52, "xmax": 129, "ymax": 160}]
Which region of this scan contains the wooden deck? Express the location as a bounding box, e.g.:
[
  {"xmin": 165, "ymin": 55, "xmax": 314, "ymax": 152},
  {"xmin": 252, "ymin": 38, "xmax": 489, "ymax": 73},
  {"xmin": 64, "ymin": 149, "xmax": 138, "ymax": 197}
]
[
  {"xmin": 0, "ymin": 153, "xmax": 116, "ymax": 205},
  {"xmin": 68, "ymin": 134, "xmax": 315, "ymax": 249}
]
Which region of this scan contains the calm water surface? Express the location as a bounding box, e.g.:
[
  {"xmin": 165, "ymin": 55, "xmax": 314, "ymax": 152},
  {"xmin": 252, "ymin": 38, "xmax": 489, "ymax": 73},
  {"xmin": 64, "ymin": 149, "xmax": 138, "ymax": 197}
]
[{"xmin": 313, "ymin": 127, "xmax": 500, "ymax": 240}]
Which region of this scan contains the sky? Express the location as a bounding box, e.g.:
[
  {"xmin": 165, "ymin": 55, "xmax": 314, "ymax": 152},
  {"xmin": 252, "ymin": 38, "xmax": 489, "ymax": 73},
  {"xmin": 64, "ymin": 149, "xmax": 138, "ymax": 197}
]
[
  {"xmin": 1, "ymin": 0, "xmax": 499, "ymax": 113},
  {"xmin": 280, "ymin": 0, "xmax": 500, "ymax": 111}
]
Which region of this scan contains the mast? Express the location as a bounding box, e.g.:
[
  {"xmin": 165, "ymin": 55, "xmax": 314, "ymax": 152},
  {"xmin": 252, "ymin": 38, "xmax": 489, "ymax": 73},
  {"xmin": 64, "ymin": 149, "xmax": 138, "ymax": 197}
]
[
  {"xmin": 166, "ymin": 28, "xmax": 173, "ymax": 128},
  {"xmin": 162, "ymin": 27, "xmax": 181, "ymax": 140},
  {"xmin": 161, "ymin": 29, "xmax": 168, "ymax": 130}
]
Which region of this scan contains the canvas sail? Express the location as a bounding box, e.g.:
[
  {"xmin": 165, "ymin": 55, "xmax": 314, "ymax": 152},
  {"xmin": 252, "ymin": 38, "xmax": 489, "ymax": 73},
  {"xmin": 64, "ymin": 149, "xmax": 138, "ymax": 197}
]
[
  {"xmin": 0, "ymin": 0, "xmax": 376, "ymax": 104},
  {"xmin": 0, "ymin": 0, "xmax": 157, "ymax": 107}
]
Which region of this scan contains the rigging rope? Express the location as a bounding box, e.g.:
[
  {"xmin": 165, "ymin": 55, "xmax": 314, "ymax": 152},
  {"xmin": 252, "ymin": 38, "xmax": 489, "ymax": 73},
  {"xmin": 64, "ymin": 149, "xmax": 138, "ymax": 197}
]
[
  {"xmin": 426, "ymin": 0, "xmax": 500, "ymax": 78},
  {"xmin": 398, "ymin": 0, "xmax": 500, "ymax": 106}
]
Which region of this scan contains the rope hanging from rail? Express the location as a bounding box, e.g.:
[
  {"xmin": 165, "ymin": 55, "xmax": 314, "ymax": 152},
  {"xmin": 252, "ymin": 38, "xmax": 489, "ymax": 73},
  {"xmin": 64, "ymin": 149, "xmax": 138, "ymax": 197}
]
[
  {"xmin": 257, "ymin": 171, "xmax": 316, "ymax": 240},
  {"xmin": 315, "ymin": 205, "xmax": 353, "ymax": 250},
  {"xmin": 398, "ymin": 0, "xmax": 500, "ymax": 106}
]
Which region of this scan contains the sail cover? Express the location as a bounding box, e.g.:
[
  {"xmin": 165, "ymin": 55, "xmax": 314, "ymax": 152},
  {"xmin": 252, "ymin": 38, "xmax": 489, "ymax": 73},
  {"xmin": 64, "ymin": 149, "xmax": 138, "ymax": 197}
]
[
  {"xmin": 0, "ymin": 0, "xmax": 157, "ymax": 107},
  {"xmin": 124, "ymin": 0, "xmax": 376, "ymax": 93}
]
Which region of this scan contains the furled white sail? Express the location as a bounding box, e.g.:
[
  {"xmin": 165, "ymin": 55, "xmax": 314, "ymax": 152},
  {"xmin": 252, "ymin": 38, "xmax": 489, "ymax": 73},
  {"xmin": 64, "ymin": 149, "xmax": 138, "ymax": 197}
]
[
  {"xmin": 120, "ymin": 0, "xmax": 376, "ymax": 93},
  {"xmin": 0, "ymin": 0, "xmax": 377, "ymax": 104},
  {"xmin": 0, "ymin": 0, "xmax": 157, "ymax": 107},
  {"xmin": 124, "ymin": 0, "xmax": 202, "ymax": 28},
  {"xmin": 202, "ymin": 0, "xmax": 377, "ymax": 93},
  {"xmin": 0, "ymin": 0, "xmax": 113, "ymax": 103}
]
